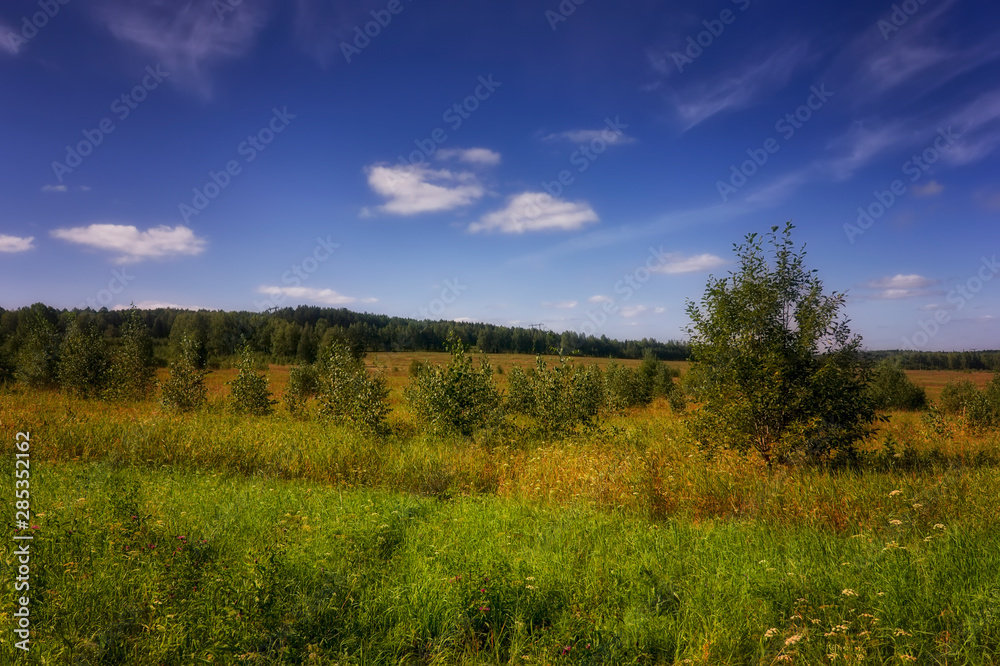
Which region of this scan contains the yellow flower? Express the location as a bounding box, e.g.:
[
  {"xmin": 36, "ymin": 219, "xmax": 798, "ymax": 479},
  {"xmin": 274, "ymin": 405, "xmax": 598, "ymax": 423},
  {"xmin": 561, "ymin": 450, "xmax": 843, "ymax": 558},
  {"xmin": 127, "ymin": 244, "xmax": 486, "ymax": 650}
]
[
  {"xmin": 764, "ymin": 628, "xmax": 779, "ymax": 639},
  {"xmin": 842, "ymin": 589, "xmax": 858, "ymax": 596},
  {"xmin": 784, "ymin": 634, "xmax": 803, "ymax": 646},
  {"xmin": 889, "ymin": 490, "xmax": 902, "ymax": 497},
  {"xmin": 889, "ymin": 519, "xmax": 903, "ymax": 526}
]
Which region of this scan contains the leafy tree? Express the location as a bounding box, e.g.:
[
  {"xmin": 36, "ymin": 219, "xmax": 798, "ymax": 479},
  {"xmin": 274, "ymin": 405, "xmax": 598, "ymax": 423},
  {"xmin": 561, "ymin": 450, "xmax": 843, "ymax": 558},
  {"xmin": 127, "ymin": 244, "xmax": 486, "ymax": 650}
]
[
  {"xmin": 283, "ymin": 363, "xmax": 319, "ymax": 418},
  {"xmin": 15, "ymin": 311, "xmax": 61, "ymax": 388},
  {"xmin": 228, "ymin": 347, "xmax": 276, "ymax": 416},
  {"xmin": 684, "ymin": 223, "xmax": 875, "ymax": 464},
  {"xmin": 404, "ymin": 334, "xmax": 504, "ymax": 436},
  {"xmin": 105, "ymin": 306, "xmax": 156, "ymax": 402},
  {"xmin": 57, "ymin": 318, "xmax": 108, "ymax": 397},
  {"xmin": 868, "ymin": 360, "xmax": 927, "ymax": 411},
  {"xmin": 161, "ymin": 334, "xmax": 208, "ymax": 412},
  {"xmin": 505, "ymin": 356, "xmax": 604, "ymax": 436},
  {"xmin": 316, "ymin": 341, "xmax": 389, "ymax": 433}
]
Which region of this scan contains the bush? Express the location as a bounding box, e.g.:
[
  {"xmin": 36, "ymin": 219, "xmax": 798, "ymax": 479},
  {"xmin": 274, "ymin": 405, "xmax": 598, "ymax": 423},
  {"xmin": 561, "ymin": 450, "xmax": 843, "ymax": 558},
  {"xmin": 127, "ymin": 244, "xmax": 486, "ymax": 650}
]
[
  {"xmin": 316, "ymin": 341, "xmax": 389, "ymax": 434},
  {"xmin": 58, "ymin": 319, "xmax": 108, "ymax": 398},
  {"xmin": 505, "ymin": 356, "xmax": 603, "ymax": 436},
  {"xmin": 161, "ymin": 335, "xmax": 208, "ymax": 412},
  {"xmin": 15, "ymin": 312, "xmax": 60, "ymax": 388},
  {"xmin": 104, "ymin": 307, "xmax": 155, "ymax": 402},
  {"xmin": 940, "ymin": 380, "xmax": 981, "ymax": 414},
  {"xmin": 283, "ymin": 363, "xmax": 319, "ymax": 417},
  {"xmin": 940, "ymin": 375, "xmax": 1000, "ymax": 430},
  {"xmin": 604, "ymin": 361, "xmax": 646, "ymax": 411},
  {"xmin": 868, "ymin": 360, "xmax": 927, "ymax": 411},
  {"xmin": 228, "ymin": 348, "xmax": 275, "ymax": 416},
  {"xmin": 404, "ymin": 336, "xmax": 504, "ymax": 437},
  {"xmin": 408, "ymin": 358, "xmax": 426, "ymax": 378}
]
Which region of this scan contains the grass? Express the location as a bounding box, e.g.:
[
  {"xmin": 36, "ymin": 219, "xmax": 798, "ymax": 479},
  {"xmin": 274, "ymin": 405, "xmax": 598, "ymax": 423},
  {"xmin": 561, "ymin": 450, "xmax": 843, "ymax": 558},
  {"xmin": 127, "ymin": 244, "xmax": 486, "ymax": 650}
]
[{"xmin": 2, "ymin": 359, "xmax": 999, "ymax": 663}]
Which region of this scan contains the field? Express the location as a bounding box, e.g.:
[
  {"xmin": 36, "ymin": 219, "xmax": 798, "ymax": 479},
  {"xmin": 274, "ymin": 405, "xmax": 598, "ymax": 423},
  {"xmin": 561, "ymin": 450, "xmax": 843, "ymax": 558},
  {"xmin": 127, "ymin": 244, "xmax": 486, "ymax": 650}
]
[{"xmin": 2, "ymin": 356, "xmax": 1000, "ymax": 664}]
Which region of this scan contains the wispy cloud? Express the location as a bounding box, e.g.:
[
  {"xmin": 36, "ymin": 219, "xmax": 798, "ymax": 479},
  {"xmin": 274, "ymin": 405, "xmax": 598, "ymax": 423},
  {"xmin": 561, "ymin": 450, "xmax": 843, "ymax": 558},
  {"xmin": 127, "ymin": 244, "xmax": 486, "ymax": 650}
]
[
  {"xmin": 92, "ymin": 0, "xmax": 269, "ymax": 95},
  {"xmin": 0, "ymin": 234, "xmax": 35, "ymax": 253},
  {"xmin": 651, "ymin": 252, "xmax": 727, "ymax": 274},
  {"xmin": 858, "ymin": 274, "xmax": 941, "ymax": 299},
  {"xmin": 469, "ymin": 192, "xmax": 598, "ymax": 234},
  {"xmin": 543, "ymin": 129, "xmax": 635, "ymax": 145},
  {"xmin": 670, "ymin": 43, "xmax": 808, "ymax": 130},
  {"xmin": 366, "ymin": 164, "xmax": 484, "ymax": 215},
  {"xmin": 436, "ymin": 147, "xmax": 501, "ymax": 165},
  {"xmin": 112, "ymin": 300, "xmax": 210, "ymax": 311},
  {"xmin": 588, "ymin": 294, "xmax": 613, "ymax": 303},
  {"xmin": 256, "ymin": 285, "xmax": 376, "ymax": 306},
  {"xmin": 543, "ymin": 300, "xmax": 578, "ymax": 309},
  {"xmin": 41, "ymin": 184, "xmax": 67, "ymax": 193},
  {"xmin": 51, "ymin": 223, "xmax": 206, "ymax": 262},
  {"xmin": 1, "ymin": 21, "xmax": 19, "ymax": 56},
  {"xmin": 912, "ymin": 180, "xmax": 943, "ymax": 197}
]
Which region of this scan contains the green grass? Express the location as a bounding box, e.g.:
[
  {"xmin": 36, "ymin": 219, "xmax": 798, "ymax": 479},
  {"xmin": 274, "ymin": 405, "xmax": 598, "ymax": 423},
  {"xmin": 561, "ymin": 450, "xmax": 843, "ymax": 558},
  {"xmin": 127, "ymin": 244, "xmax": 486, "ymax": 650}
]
[
  {"xmin": 3, "ymin": 377, "xmax": 1000, "ymax": 664},
  {"xmin": 3, "ymin": 463, "xmax": 1000, "ymax": 664}
]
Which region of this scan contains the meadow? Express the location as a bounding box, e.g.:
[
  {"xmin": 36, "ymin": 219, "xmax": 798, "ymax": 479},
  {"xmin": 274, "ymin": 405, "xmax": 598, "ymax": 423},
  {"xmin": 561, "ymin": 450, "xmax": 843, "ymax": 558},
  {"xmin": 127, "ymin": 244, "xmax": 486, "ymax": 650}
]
[{"xmin": 2, "ymin": 354, "xmax": 1000, "ymax": 664}]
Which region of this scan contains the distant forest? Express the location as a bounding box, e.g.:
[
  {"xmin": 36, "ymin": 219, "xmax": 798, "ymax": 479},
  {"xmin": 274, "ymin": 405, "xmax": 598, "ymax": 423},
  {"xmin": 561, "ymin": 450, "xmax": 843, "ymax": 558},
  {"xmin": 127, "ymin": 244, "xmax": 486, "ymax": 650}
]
[{"xmin": 1, "ymin": 303, "xmax": 997, "ymax": 372}]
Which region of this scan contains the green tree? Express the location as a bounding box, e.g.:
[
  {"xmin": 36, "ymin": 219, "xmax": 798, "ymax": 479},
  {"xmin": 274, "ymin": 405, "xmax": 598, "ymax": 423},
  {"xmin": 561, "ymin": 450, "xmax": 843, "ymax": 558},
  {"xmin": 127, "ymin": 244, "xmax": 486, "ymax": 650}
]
[
  {"xmin": 161, "ymin": 334, "xmax": 208, "ymax": 412},
  {"xmin": 57, "ymin": 318, "xmax": 108, "ymax": 397},
  {"xmin": 228, "ymin": 347, "xmax": 275, "ymax": 416},
  {"xmin": 316, "ymin": 341, "xmax": 389, "ymax": 433},
  {"xmin": 14, "ymin": 310, "xmax": 61, "ymax": 388},
  {"xmin": 684, "ymin": 223, "xmax": 875, "ymax": 464},
  {"xmin": 868, "ymin": 360, "xmax": 926, "ymax": 411},
  {"xmin": 105, "ymin": 307, "xmax": 156, "ymax": 402}
]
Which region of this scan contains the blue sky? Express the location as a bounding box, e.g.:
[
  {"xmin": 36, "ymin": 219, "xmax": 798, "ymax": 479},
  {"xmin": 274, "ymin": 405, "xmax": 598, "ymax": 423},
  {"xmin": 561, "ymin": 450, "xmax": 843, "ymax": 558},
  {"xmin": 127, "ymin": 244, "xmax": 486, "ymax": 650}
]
[{"xmin": 1, "ymin": 0, "xmax": 998, "ymax": 351}]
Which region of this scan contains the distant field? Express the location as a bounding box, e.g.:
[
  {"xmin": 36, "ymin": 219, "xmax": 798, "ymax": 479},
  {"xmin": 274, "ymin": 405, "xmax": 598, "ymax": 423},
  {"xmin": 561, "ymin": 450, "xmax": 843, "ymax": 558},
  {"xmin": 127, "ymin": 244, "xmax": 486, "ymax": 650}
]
[{"xmin": 905, "ymin": 369, "xmax": 995, "ymax": 403}]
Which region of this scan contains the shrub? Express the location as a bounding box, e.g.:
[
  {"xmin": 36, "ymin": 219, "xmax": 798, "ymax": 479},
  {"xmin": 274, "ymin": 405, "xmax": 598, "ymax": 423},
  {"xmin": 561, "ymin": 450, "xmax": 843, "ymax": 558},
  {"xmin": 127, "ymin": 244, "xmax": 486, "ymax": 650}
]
[
  {"xmin": 404, "ymin": 335, "xmax": 503, "ymax": 437},
  {"xmin": 283, "ymin": 363, "xmax": 319, "ymax": 417},
  {"xmin": 604, "ymin": 361, "xmax": 646, "ymax": 411},
  {"xmin": 228, "ymin": 348, "xmax": 275, "ymax": 416},
  {"xmin": 684, "ymin": 223, "xmax": 875, "ymax": 464},
  {"xmin": 940, "ymin": 380, "xmax": 980, "ymax": 414},
  {"xmin": 161, "ymin": 335, "xmax": 208, "ymax": 412},
  {"xmin": 868, "ymin": 360, "xmax": 927, "ymax": 411},
  {"xmin": 104, "ymin": 307, "xmax": 155, "ymax": 402},
  {"xmin": 506, "ymin": 356, "xmax": 603, "ymax": 436},
  {"xmin": 408, "ymin": 358, "xmax": 426, "ymax": 378},
  {"xmin": 15, "ymin": 312, "xmax": 60, "ymax": 388},
  {"xmin": 58, "ymin": 318, "xmax": 108, "ymax": 398},
  {"xmin": 939, "ymin": 376, "xmax": 1000, "ymax": 430},
  {"xmin": 316, "ymin": 341, "xmax": 389, "ymax": 434}
]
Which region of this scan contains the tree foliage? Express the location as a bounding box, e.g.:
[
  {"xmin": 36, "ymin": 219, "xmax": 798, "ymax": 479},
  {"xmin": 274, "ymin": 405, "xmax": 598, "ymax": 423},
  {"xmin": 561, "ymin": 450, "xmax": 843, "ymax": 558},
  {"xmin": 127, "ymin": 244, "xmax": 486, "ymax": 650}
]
[
  {"xmin": 316, "ymin": 341, "xmax": 389, "ymax": 434},
  {"xmin": 684, "ymin": 223, "xmax": 875, "ymax": 463},
  {"xmin": 58, "ymin": 318, "xmax": 108, "ymax": 398},
  {"xmin": 228, "ymin": 347, "xmax": 275, "ymax": 416},
  {"xmin": 161, "ymin": 334, "xmax": 208, "ymax": 412},
  {"xmin": 105, "ymin": 306, "xmax": 156, "ymax": 402}
]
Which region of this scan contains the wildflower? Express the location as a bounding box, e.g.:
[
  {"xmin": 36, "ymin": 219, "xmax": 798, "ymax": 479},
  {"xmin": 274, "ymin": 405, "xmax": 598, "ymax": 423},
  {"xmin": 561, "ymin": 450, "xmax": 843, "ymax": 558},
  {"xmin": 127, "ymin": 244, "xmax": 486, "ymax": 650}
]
[
  {"xmin": 894, "ymin": 629, "xmax": 912, "ymax": 637},
  {"xmin": 933, "ymin": 524, "xmax": 945, "ymax": 530},
  {"xmin": 764, "ymin": 628, "xmax": 779, "ymax": 639},
  {"xmin": 842, "ymin": 589, "xmax": 857, "ymax": 597},
  {"xmin": 912, "ymin": 503, "xmax": 923, "ymax": 509},
  {"xmin": 889, "ymin": 519, "xmax": 903, "ymax": 526},
  {"xmin": 889, "ymin": 490, "xmax": 902, "ymax": 497},
  {"xmin": 899, "ymin": 655, "xmax": 917, "ymax": 662}
]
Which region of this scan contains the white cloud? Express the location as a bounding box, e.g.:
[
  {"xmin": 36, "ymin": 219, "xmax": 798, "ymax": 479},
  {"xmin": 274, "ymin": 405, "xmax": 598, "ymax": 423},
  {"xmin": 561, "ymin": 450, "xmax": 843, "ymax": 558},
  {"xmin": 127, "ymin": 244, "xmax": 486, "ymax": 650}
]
[
  {"xmin": 651, "ymin": 252, "xmax": 727, "ymax": 274},
  {"xmin": 620, "ymin": 305, "xmax": 648, "ymax": 318},
  {"xmin": 51, "ymin": 223, "xmax": 206, "ymax": 262},
  {"xmin": 588, "ymin": 294, "xmax": 613, "ymax": 303},
  {"xmin": 543, "ymin": 129, "xmax": 635, "ymax": 145},
  {"xmin": 469, "ymin": 192, "xmax": 598, "ymax": 234},
  {"xmin": 0, "ymin": 22, "xmax": 19, "ymax": 55},
  {"xmin": 257, "ymin": 286, "xmax": 376, "ymax": 306},
  {"xmin": 543, "ymin": 300, "xmax": 578, "ymax": 309},
  {"xmin": 436, "ymin": 147, "xmax": 501, "ymax": 165},
  {"xmin": 654, "ymin": 307, "xmax": 666, "ymax": 314},
  {"xmin": 0, "ymin": 234, "xmax": 35, "ymax": 253},
  {"xmin": 366, "ymin": 164, "xmax": 484, "ymax": 215},
  {"xmin": 912, "ymin": 180, "xmax": 944, "ymax": 197},
  {"xmin": 41, "ymin": 184, "xmax": 67, "ymax": 193},
  {"xmin": 860, "ymin": 274, "xmax": 941, "ymax": 299},
  {"xmin": 92, "ymin": 0, "xmax": 269, "ymax": 95}
]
